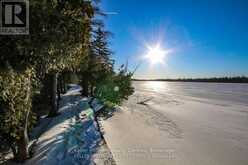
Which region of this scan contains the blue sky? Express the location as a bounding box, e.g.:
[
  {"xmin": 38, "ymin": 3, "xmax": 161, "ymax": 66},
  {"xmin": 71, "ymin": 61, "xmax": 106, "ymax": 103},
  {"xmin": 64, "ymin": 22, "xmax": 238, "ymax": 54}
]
[{"xmin": 101, "ymin": 0, "xmax": 248, "ymax": 79}]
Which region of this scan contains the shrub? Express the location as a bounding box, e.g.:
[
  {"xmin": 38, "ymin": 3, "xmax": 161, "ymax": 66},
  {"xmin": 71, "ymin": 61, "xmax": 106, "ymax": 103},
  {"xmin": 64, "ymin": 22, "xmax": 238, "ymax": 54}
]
[{"xmin": 95, "ymin": 69, "xmax": 134, "ymax": 105}]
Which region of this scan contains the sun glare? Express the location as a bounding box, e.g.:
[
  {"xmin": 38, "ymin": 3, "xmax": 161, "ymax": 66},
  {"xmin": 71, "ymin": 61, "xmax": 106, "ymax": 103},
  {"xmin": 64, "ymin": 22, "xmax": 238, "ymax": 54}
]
[
  {"xmin": 145, "ymin": 81, "xmax": 165, "ymax": 92},
  {"xmin": 144, "ymin": 44, "xmax": 170, "ymax": 65}
]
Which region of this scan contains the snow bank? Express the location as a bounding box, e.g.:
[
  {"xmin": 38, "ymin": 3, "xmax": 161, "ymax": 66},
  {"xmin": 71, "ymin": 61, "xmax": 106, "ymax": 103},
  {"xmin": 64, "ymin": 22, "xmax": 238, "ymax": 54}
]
[{"xmin": 24, "ymin": 85, "xmax": 115, "ymax": 165}]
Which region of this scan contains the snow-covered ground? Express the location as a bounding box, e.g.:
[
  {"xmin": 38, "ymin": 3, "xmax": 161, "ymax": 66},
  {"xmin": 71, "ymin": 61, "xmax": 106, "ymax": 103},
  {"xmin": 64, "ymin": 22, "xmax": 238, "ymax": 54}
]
[
  {"xmin": 23, "ymin": 85, "xmax": 114, "ymax": 165},
  {"xmin": 101, "ymin": 81, "xmax": 248, "ymax": 165}
]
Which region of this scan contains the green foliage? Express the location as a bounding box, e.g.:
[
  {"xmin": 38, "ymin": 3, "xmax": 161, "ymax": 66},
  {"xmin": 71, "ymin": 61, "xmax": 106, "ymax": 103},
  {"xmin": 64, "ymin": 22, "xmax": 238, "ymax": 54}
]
[
  {"xmin": 0, "ymin": 0, "xmax": 133, "ymax": 161},
  {"xmin": 78, "ymin": 26, "xmax": 114, "ymax": 96},
  {"xmin": 0, "ymin": 68, "xmax": 35, "ymax": 140},
  {"xmin": 95, "ymin": 66, "xmax": 134, "ymax": 104},
  {"xmin": 77, "ymin": 22, "xmax": 134, "ymax": 103},
  {"xmin": 29, "ymin": 0, "xmax": 95, "ymax": 73},
  {"xmin": 94, "ymin": 76, "xmax": 120, "ymax": 104}
]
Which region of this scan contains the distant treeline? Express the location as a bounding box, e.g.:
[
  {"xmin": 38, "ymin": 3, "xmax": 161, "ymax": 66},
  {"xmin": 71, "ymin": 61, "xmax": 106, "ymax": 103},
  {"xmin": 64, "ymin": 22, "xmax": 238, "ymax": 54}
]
[{"xmin": 132, "ymin": 77, "xmax": 248, "ymax": 83}]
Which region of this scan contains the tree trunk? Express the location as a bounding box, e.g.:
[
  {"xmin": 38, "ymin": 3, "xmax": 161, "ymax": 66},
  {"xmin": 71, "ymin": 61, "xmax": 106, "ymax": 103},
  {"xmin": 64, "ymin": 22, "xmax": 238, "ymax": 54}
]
[
  {"xmin": 57, "ymin": 75, "xmax": 61, "ymax": 101},
  {"xmin": 90, "ymin": 85, "xmax": 94, "ymax": 96},
  {"xmin": 62, "ymin": 74, "xmax": 67, "ymax": 93},
  {"xmin": 82, "ymin": 82, "xmax": 89, "ymax": 96},
  {"xmin": 82, "ymin": 80, "xmax": 88, "ymax": 96},
  {"xmin": 15, "ymin": 74, "xmax": 31, "ymax": 161},
  {"xmin": 59, "ymin": 75, "xmax": 64, "ymax": 94},
  {"xmin": 16, "ymin": 130, "xmax": 29, "ymax": 161},
  {"xmin": 48, "ymin": 72, "xmax": 58, "ymax": 117},
  {"xmin": 40, "ymin": 74, "xmax": 52, "ymax": 107}
]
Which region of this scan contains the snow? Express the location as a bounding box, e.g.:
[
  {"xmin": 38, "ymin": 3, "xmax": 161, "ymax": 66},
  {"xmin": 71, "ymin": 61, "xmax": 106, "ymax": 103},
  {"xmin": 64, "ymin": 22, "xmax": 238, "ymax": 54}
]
[
  {"xmin": 24, "ymin": 85, "xmax": 114, "ymax": 165},
  {"xmin": 91, "ymin": 98, "xmax": 105, "ymax": 113},
  {"xmin": 100, "ymin": 81, "xmax": 248, "ymax": 165}
]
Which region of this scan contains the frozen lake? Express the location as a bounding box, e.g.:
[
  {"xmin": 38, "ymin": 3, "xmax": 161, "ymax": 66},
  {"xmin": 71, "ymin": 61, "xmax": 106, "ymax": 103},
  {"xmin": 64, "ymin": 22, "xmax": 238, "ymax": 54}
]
[
  {"xmin": 101, "ymin": 81, "xmax": 248, "ymax": 165},
  {"xmin": 134, "ymin": 81, "xmax": 248, "ymax": 106}
]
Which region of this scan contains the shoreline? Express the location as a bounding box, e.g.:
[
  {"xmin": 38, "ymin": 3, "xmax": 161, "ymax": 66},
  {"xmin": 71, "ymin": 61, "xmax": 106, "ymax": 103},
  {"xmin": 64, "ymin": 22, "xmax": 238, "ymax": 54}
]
[{"xmin": 132, "ymin": 77, "xmax": 248, "ymax": 83}]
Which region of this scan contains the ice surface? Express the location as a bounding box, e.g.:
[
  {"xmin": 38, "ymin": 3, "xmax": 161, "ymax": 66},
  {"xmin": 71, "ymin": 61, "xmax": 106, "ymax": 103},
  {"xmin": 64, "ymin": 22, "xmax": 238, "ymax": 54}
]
[{"xmin": 101, "ymin": 81, "xmax": 248, "ymax": 165}]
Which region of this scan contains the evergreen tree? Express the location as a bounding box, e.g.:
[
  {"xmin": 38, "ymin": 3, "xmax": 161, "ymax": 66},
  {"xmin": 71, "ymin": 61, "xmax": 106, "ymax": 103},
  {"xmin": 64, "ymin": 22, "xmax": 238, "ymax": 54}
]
[
  {"xmin": 80, "ymin": 27, "xmax": 114, "ymax": 96},
  {"xmin": 0, "ymin": 0, "xmax": 96, "ymax": 160}
]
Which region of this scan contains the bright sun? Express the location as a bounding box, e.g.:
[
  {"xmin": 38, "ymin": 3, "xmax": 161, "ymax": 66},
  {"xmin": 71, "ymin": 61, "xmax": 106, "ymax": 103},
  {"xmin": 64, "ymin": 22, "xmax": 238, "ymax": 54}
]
[{"xmin": 144, "ymin": 44, "xmax": 170, "ymax": 65}]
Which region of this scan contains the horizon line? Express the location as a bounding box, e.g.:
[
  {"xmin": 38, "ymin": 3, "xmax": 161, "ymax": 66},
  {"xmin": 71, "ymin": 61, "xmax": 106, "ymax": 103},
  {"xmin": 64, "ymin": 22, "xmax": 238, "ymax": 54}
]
[{"xmin": 132, "ymin": 76, "xmax": 248, "ymax": 83}]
